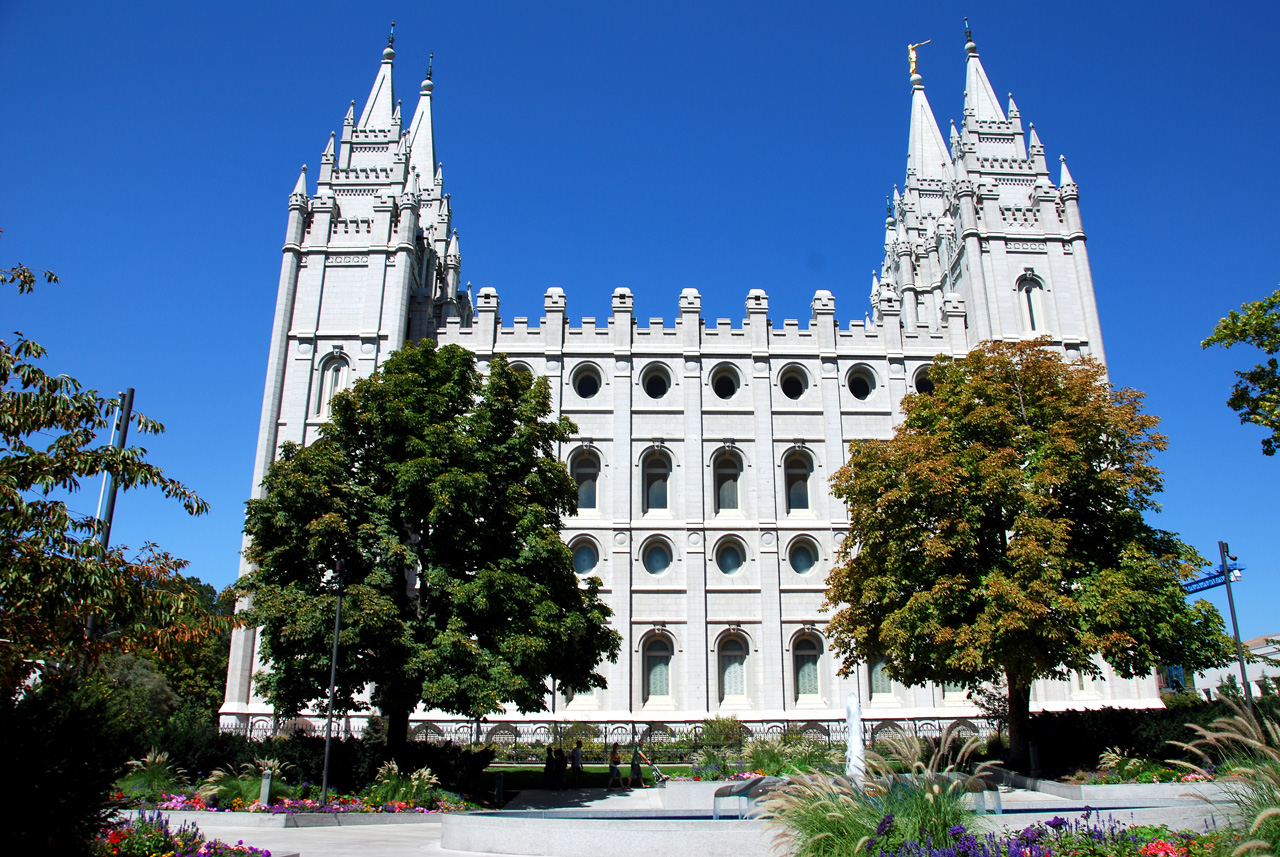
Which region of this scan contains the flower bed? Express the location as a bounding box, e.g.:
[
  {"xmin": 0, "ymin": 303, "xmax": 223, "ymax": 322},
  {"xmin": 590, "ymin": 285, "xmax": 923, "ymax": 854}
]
[
  {"xmin": 94, "ymin": 810, "xmax": 273, "ymax": 856},
  {"xmin": 155, "ymin": 790, "xmax": 475, "ymax": 814}
]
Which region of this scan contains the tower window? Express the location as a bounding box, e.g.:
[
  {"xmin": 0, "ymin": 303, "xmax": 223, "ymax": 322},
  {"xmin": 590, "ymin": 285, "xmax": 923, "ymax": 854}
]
[
  {"xmin": 643, "ymin": 451, "xmax": 671, "ymax": 512},
  {"xmin": 779, "ymin": 366, "xmax": 809, "ymax": 400},
  {"xmin": 1018, "ymin": 278, "xmax": 1046, "ymax": 334},
  {"xmin": 714, "ymin": 452, "xmax": 742, "ymax": 512},
  {"xmin": 789, "ymin": 540, "xmax": 818, "ymax": 575},
  {"xmin": 715, "ymin": 540, "xmax": 745, "ymax": 575},
  {"xmin": 318, "ymin": 358, "xmax": 349, "ymax": 416},
  {"xmin": 870, "ymin": 659, "xmax": 892, "ymax": 696},
  {"xmin": 644, "ymin": 637, "xmax": 672, "ymax": 701},
  {"xmin": 719, "ymin": 637, "xmax": 747, "ymax": 700},
  {"xmin": 914, "ymin": 366, "xmax": 935, "ymax": 395},
  {"xmin": 847, "ymin": 367, "xmax": 876, "ymax": 401},
  {"xmin": 795, "ymin": 637, "xmax": 821, "ymax": 698},
  {"xmin": 784, "ymin": 452, "xmax": 813, "ymax": 512},
  {"xmin": 572, "ymin": 365, "xmax": 601, "ymax": 399},
  {"xmin": 642, "ymin": 364, "xmax": 671, "ymax": 399},
  {"xmin": 572, "ymin": 541, "xmax": 599, "ymax": 576},
  {"xmin": 571, "ymin": 452, "xmax": 600, "ymax": 510},
  {"xmin": 642, "ymin": 540, "xmax": 672, "ymax": 576},
  {"xmin": 711, "ymin": 365, "xmax": 740, "ymax": 400}
]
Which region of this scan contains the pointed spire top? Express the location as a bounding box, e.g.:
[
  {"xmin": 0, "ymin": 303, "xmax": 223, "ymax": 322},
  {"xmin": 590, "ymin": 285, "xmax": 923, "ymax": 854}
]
[
  {"xmin": 421, "ymin": 54, "xmax": 435, "ymax": 94},
  {"xmin": 907, "ymin": 64, "xmax": 951, "ymax": 181},
  {"xmin": 410, "ymin": 168, "xmax": 421, "ymax": 197},
  {"xmin": 292, "ymin": 164, "xmax": 308, "ymax": 197},
  {"xmin": 1007, "ymin": 93, "xmax": 1020, "ymax": 117},
  {"xmin": 963, "ymin": 23, "xmax": 1005, "ymax": 123},
  {"xmin": 384, "ymin": 21, "xmax": 396, "ymax": 61},
  {"xmin": 393, "ymin": 100, "xmax": 402, "ymax": 121},
  {"xmin": 1028, "ymin": 123, "xmax": 1042, "ymax": 148},
  {"xmin": 1059, "ymin": 154, "xmax": 1076, "ymax": 186},
  {"xmin": 360, "ymin": 32, "xmax": 397, "ymax": 127},
  {"xmin": 323, "ymin": 131, "xmax": 336, "ymax": 157},
  {"xmin": 345, "ymin": 100, "xmax": 356, "ymax": 122}
]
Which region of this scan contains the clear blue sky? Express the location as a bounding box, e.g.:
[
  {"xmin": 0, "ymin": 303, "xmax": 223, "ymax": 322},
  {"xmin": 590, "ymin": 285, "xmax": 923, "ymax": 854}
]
[{"xmin": 3, "ymin": 2, "xmax": 1278, "ymax": 639}]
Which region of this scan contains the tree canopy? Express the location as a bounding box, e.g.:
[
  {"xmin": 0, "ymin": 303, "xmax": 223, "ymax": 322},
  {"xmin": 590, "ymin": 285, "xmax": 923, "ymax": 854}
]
[
  {"xmin": 1, "ymin": 247, "xmax": 216, "ymax": 699},
  {"xmin": 824, "ymin": 339, "xmax": 1234, "ymax": 769},
  {"xmin": 239, "ymin": 340, "xmax": 620, "ymax": 751},
  {"xmin": 1203, "ymin": 285, "xmax": 1280, "ymax": 455}
]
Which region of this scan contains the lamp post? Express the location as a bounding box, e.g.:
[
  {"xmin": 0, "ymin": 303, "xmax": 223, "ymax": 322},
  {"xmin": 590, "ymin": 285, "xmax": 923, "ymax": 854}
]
[
  {"xmin": 1218, "ymin": 541, "xmax": 1254, "ymax": 718},
  {"xmin": 320, "ymin": 559, "xmax": 345, "ymax": 805}
]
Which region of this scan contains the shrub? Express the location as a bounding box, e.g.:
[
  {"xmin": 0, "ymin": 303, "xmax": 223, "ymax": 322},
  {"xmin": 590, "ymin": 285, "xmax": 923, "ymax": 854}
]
[
  {"xmin": 363, "ymin": 760, "xmax": 440, "ymax": 805},
  {"xmin": 197, "ymin": 758, "xmax": 296, "ymax": 807},
  {"xmin": 757, "ymin": 725, "xmax": 983, "ymax": 857},
  {"xmin": 701, "ymin": 716, "xmax": 747, "ymax": 750},
  {"xmin": 745, "ymin": 736, "xmax": 840, "ymax": 776},
  {"xmin": 118, "ymin": 750, "xmax": 187, "ymax": 804}
]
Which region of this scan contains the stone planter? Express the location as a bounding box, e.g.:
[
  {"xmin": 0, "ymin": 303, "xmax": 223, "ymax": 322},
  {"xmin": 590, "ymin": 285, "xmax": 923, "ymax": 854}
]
[{"xmin": 125, "ymin": 809, "xmax": 441, "ymax": 829}]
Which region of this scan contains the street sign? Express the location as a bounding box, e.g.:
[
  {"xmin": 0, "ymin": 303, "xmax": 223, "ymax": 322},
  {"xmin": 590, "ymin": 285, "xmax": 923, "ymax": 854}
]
[{"xmin": 1182, "ymin": 564, "xmax": 1244, "ymax": 595}]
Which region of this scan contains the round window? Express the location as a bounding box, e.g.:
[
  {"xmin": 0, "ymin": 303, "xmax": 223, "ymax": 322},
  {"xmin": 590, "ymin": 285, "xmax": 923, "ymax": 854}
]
[
  {"xmin": 848, "ymin": 370, "xmax": 875, "ymax": 401},
  {"xmin": 643, "ymin": 365, "xmax": 671, "ymax": 399},
  {"xmin": 780, "ymin": 367, "xmax": 808, "ymax": 400},
  {"xmin": 711, "ymin": 366, "xmax": 739, "ymax": 400},
  {"xmin": 789, "ymin": 542, "xmax": 817, "ymax": 575},
  {"xmin": 643, "ymin": 542, "xmax": 672, "ymax": 575},
  {"xmin": 915, "ymin": 367, "xmax": 935, "ymax": 395},
  {"xmin": 573, "ymin": 366, "xmax": 601, "ymax": 398},
  {"xmin": 716, "ymin": 542, "xmax": 745, "ymax": 575},
  {"xmin": 572, "ymin": 543, "xmax": 599, "ymax": 576}
]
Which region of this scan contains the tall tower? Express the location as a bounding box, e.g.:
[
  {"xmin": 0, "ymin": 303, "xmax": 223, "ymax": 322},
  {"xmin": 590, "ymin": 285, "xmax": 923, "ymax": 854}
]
[
  {"xmin": 876, "ymin": 27, "xmax": 1104, "ymax": 364},
  {"xmin": 221, "ymin": 37, "xmax": 468, "ymax": 729}
]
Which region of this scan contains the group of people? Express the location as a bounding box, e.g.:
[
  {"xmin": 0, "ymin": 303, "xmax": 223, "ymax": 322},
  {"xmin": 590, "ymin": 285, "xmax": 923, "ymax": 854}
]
[{"xmin": 540, "ymin": 739, "xmax": 661, "ymax": 790}]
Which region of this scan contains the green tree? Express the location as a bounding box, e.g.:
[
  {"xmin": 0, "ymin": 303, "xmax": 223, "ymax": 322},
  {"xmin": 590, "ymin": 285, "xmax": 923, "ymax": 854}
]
[
  {"xmin": 149, "ymin": 579, "xmax": 237, "ymax": 718},
  {"xmin": 1, "ymin": 251, "xmax": 215, "ymax": 699},
  {"xmin": 824, "ymin": 339, "xmax": 1234, "ymax": 770},
  {"xmin": 1203, "ymin": 286, "xmax": 1280, "ymax": 455},
  {"xmin": 240, "ymin": 340, "xmax": 620, "ymax": 754}
]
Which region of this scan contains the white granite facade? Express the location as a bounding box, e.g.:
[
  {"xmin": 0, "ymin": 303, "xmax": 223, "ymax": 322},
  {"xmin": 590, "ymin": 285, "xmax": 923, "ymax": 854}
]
[{"xmin": 221, "ymin": 34, "xmax": 1162, "ymax": 735}]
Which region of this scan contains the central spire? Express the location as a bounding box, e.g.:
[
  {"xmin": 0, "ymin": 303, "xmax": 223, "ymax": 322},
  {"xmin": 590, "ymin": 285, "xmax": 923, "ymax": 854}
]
[
  {"xmin": 359, "ymin": 26, "xmax": 397, "ymax": 129},
  {"xmin": 905, "ymin": 46, "xmax": 951, "ymax": 182}
]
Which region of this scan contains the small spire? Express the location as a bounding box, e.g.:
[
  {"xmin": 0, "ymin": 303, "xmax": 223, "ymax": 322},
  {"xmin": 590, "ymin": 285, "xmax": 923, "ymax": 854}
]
[
  {"xmin": 291, "ymin": 164, "xmax": 308, "ymax": 197},
  {"xmin": 410, "ymin": 168, "xmax": 421, "ymax": 196},
  {"xmin": 1007, "ymin": 93, "xmax": 1020, "ymax": 117},
  {"xmin": 1059, "ymin": 154, "xmax": 1077, "ymax": 186},
  {"xmin": 392, "ymin": 100, "xmax": 402, "ymax": 122},
  {"xmin": 345, "ymin": 100, "xmax": 356, "ymax": 122},
  {"xmin": 323, "ymin": 131, "xmax": 336, "ymax": 157}
]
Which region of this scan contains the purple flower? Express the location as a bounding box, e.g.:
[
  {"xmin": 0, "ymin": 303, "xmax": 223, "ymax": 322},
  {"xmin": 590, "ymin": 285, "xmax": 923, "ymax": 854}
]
[
  {"xmin": 876, "ymin": 814, "xmax": 896, "ymax": 836},
  {"xmin": 1046, "ymin": 817, "xmax": 1067, "ymax": 830},
  {"xmin": 950, "ymin": 826, "xmax": 967, "ymax": 837}
]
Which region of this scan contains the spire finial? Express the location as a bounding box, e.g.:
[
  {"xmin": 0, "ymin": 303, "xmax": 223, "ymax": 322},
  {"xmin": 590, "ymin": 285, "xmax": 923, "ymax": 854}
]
[
  {"xmin": 427, "ymin": 53, "xmax": 434, "ymax": 80},
  {"xmin": 383, "ymin": 21, "xmax": 396, "ymax": 60}
]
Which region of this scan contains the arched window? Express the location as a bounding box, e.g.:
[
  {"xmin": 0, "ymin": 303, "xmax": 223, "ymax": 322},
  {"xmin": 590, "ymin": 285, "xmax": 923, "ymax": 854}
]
[
  {"xmin": 571, "ymin": 452, "xmax": 600, "ymax": 510},
  {"xmin": 870, "ymin": 659, "xmax": 892, "ymax": 696},
  {"xmin": 788, "ymin": 540, "xmax": 818, "ymax": 575},
  {"xmin": 914, "ymin": 366, "xmax": 935, "ymax": 395},
  {"xmin": 318, "ymin": 358, "xmax": 349, "ymax": 416},
  {"xmin": 644, "ymin": 637, "xmax": 672, "ymax": 702},
  {"xmin": 571, "ymin": 541, "xmax": 599, "ymax": 576},
  {"xmin": 643, "ymin": 451, "xmax": 671, "ymax": 512},
  {"xmin": 714, "ymin": 452, "xmax": 742, "ymax": 513},
  {"xmin": 719, "ymin": 637, "xmax": 747, "ymax": 701},
  {"xmin": 784, "ymin": 452, "xmax": 813, "ymax": 512},
  {"xmin": 1018, "ymin": 278, "xmax": 1046, "ymax": 334},
  {"xmin": 795, "ymin": 638, "xmax": 821, "ymax": 699}
]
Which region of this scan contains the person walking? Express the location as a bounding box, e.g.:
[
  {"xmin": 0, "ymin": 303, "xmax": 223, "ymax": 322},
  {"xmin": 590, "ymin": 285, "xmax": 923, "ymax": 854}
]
[
  {"xmin": 553, "ymin": 747, "xmax": 568, "ymax": 790},
  {"xmin": 570, "ymin": 740, "xmax": 584, "ymax": 789},
  {"xmin": 542, "ymin": 744, "xmax": 554, "ymax": 790},
  {"xmin": 629, "ymin": 739, "xmax": 651, "ymax": 789},
  {"xmin": 607, "ymin": 742, "xmax": 623, "ymax": 790}
]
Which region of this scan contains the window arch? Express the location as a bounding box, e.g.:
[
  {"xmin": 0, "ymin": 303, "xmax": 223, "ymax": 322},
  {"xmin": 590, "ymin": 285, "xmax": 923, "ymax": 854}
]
[
  {"xmin": 870, "ymin": 658, "xmax": 892, "ymax": 696},
  {"xmin": 1018, "ymin": 277, "xmax": 1046, "ymax": 334},
  {"xmin": 571, "ymin": 451, "xmax": 600, "ymax": 510},
  {"xmin": 713, "ymin": 451, "xmax": 742, "ymax": 513},
  {"xmin": 640, "ymin": 538, "xmax": 673, "ymax": 576},
  {"xmin": 317, "ymin": 357, "xmax": 349, "ymax": 416},
  {"xmin": 719, "ymin": 636, "xmax": 748, "ymax": 701},
  {"xmin": 794, "ymin": 637, "xmax": 822, "ymax": 699},
  {"xmin": 643, "ymin": 636, "xmax": 672, "ymax": 702},
  {"xmin": 714, "ymin": 538, "xmax": 746, "ymax": 576},
  {"xmin": 642, "ymin": 451, "xmax": 672, "ymax": 512},
  {"xmin": 913, "ymin": 365, "xmax": 935, "ymax": 396},
  {"xmin": 784, "ymin": 451, "xmax": 813, "ymax": 512},
  {"xmin": 787, "ymin": 538, "xmax": 819, "ymax": 575},
  {"xmin": 570, "ymin": 538, "xmax": 600, "ymax": 577}
]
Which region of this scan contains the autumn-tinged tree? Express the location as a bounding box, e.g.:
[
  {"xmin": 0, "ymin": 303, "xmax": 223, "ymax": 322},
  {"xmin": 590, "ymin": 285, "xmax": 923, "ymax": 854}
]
[
  {"xmin": 1, "ymin": 250, "xmax": 214, "ymax": 699},
  {"xmin": 240, "ymin": 340, "xmax": 620, "ymax": 754},
  {"xmin": 824, "ymin": 339, "xmax": 1233, "ymax": 770},
  {"xmin": 1203, "ymin": 285, "xmax": 1280, "ymax": 455}
]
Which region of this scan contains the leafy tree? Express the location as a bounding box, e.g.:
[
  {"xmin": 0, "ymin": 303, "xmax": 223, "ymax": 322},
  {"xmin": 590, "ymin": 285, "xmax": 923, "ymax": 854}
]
[
  {"xmin": 824, "ymin": 339, "xmax": 1234, "ymax": 770},
  {"xmin": 240, "ymin": 340, "xmax": 620, "ymax": 755},
  {"xmin": 1203, "ymin": 286, "xmax": 1280, "ymax": 455},
  {"xmin": 1, "ymin": 247, "xmax": 216, "ymax": 700},
  {"xmin": 149, "ymin": 579, "xmax": 237, "ymax": 717}
]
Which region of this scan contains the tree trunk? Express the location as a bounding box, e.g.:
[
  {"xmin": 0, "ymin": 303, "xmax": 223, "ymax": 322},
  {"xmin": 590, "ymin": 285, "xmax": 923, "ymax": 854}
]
[
  {"xmin": 1006, "ymin": 671, "xmax": 1032, "ymax": 773},
  {"xmin": 383, "ymin": 694, "xmax": 412, "ymax": 762}
]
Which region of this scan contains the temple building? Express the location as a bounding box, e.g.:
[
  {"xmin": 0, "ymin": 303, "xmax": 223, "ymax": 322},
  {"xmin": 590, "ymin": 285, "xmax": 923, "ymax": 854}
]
[{"xmin": 221, "ymin": 30, "xmax": 1160, "ymax": 739}]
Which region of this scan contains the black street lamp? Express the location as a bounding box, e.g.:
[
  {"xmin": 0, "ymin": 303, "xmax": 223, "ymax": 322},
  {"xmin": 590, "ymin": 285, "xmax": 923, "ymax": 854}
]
[
  {"xmin": 1218, "ymin": 541, "xmax": 1255, "ymax": 719},
  {"xmin": 320, "ymin": 559, "xmax": 345, "ymax": 804}
]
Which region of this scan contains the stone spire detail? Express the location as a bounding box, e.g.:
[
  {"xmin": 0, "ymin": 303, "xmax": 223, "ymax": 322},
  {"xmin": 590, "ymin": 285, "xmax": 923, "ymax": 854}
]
[
  {"xmin": 963, "ymin": 30, "xmax": 1005, "ymax": 123},
  {"xmin": 407, "ymin": 61, "xmax": 436, "ymax": 187},
  {"xmin": 1059, "ymin": 154, "xmax": 1077, "ymax": 188},
  {"xmin": 290, "ymin": 164, "xmax": 308, "ymax": 201},
  {"xmin": 906, "ymin": 63, "xmax": 952, "ymax": 181},
  {"xmin": 359, "ymin": 30, "xmax": 397, "ymax": 129}
]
